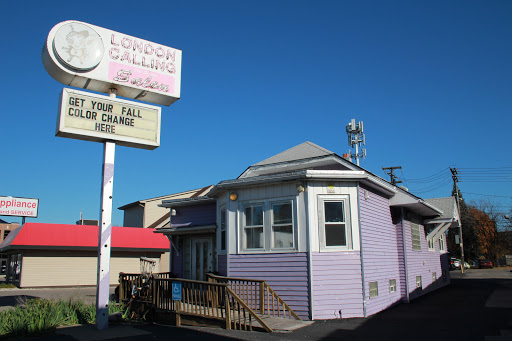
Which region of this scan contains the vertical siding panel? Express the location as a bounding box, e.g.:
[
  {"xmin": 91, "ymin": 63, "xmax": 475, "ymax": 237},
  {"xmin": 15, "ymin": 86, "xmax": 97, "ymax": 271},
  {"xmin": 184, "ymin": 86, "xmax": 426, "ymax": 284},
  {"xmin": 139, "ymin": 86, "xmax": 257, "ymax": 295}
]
[
  {"xmin": 359, "ymin": 185, "xmax": 402, "ymax": 316},
  {"xmin": 217, "ymin": 254, "xmax": 227, "ymax": 276}
]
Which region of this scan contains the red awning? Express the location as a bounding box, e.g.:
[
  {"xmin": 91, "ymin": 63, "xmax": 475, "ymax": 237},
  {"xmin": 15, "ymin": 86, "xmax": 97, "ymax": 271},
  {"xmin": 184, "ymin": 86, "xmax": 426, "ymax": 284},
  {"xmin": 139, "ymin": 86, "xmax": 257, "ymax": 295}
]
[{"xmin": 0, "ymin": 223, "xmax": 169, "ymax": 252}]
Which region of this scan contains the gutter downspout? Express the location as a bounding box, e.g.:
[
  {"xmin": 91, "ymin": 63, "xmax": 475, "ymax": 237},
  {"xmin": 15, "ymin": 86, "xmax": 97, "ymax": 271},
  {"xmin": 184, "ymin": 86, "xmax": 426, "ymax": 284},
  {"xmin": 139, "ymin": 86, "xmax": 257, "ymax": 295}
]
[
  {"xmin": 304, "ymin": 181, "xmax": 314, "ymax": 321},
  {"xmin": 357, "ymin": 183, "xmax": 367, "ymax": 318},
  {"xmin": 401, "ymin": 207, "xmax": 410, "ymax": 303}
]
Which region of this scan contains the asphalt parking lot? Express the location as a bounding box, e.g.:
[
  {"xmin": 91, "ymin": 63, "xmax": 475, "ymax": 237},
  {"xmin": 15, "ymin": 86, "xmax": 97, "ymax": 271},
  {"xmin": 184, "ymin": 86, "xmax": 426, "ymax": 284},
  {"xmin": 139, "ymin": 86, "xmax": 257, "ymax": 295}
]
[{"xmin": 1, "ymin": 268, "xmax": 512, "ymax": 341}]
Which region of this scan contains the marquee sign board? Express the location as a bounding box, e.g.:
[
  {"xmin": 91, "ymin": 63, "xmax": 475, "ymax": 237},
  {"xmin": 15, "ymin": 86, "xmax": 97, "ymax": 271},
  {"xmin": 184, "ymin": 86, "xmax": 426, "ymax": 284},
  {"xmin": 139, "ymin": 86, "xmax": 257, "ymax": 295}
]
[
  {"xmin": 57, "ymin": 88, "xmax": 161, "ymax": 150},
  {"xmin": 0, "ymin": 196, "xmax": 39, "ymax": 218},
  {"xmin": 42, "ymin": 20, "xmax": 182, "ymax": 106}
]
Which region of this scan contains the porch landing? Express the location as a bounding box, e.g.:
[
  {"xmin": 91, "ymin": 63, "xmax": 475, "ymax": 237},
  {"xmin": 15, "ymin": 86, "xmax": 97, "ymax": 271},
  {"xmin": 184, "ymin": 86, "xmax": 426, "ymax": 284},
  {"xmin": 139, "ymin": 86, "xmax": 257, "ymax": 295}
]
[{"xmin": 255, "ymin": 314, "xmax": 314, "ymax": 332}]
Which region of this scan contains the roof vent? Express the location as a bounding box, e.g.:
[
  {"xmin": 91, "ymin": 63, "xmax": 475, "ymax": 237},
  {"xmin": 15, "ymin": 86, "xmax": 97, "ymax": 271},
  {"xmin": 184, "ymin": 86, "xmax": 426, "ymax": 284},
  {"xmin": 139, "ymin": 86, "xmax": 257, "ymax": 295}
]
[{"xmin": 399, "ymin": 185, "xmax": 409, "ymax": 192}]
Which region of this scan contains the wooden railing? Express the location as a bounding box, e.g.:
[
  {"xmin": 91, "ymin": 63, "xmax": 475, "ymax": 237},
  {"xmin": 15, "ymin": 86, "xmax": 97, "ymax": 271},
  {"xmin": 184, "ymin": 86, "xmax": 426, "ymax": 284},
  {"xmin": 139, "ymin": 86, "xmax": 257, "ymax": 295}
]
[
  {"xmin": 207, "ymin": 274, "xmax": 301, "ymax": 320},
  {"xmin": 119, "ymin": 273, "xmax": 273, "ymax": 332},
  {"xmin": 118, "ymin": 272, "xmax": 175, "ymax": 302}
]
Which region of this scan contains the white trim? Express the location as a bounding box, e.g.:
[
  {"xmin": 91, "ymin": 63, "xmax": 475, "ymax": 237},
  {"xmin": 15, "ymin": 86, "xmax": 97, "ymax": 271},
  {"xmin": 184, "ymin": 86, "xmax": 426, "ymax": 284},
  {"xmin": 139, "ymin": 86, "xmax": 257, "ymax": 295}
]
[
  {"xmin": 239, "ymin": 197, "xmax": 298, "ymax": 253},
  {"xmin": 318, "ymin": 195, "xmax": 352, "ymax": 251}
]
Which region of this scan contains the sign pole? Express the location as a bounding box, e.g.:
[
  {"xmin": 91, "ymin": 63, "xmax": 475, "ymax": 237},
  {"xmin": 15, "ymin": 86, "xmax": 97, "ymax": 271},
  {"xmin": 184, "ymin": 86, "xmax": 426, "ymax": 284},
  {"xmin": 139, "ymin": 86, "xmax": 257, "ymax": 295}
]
[{"xmin": 96, "ymin": 91, "xmax": 117, "ymax": 330}]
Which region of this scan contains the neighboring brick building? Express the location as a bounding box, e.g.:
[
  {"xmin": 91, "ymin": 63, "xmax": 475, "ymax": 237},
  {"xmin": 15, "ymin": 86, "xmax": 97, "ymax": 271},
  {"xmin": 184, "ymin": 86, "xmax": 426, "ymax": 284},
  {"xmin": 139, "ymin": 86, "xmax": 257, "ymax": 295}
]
[{"xmin": 0, "ymin": 219, "xmax": 20, "ymax": 274}]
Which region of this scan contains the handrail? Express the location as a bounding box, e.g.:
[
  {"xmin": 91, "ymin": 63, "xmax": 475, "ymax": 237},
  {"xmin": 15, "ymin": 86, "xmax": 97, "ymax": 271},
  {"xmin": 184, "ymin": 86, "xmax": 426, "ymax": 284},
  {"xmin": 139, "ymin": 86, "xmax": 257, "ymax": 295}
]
[
  {"xmin": 207, "ymin": 273, "xmax": 301, "ymax": 320},
  {"xmin": 118, "ymin": 272, "xmax": 298, "ymax": 332},
  {"xmin": 225, "ymin": 286, "xmax": 272, "ymax": 332}
]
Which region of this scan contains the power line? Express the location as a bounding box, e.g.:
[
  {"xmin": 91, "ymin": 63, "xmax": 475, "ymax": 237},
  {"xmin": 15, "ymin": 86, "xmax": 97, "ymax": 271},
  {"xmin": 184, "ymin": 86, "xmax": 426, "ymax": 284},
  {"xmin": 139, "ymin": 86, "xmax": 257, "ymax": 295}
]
[
  {"xmin": 407, "ymin": 168, "xmax": 451, "ymax": 183},
  {"xmin": 461, "ymin": 191, "xmax": 512, "ymax": 199}
]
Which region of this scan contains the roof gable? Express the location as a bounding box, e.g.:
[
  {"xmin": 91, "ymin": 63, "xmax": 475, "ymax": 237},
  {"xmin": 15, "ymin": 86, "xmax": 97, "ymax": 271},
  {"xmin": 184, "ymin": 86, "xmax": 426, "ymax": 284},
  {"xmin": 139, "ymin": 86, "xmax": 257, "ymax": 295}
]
[
  {"xmin": 118, "ymin": 185, "xmax": 213, "ymax": 210},
  {"xmin": 239, "ymin": 141, "xmax": 357, "ymax": 178},
  {"xmin": 254, "ymin": 141, "xmax": 335, "ymax": 166}
]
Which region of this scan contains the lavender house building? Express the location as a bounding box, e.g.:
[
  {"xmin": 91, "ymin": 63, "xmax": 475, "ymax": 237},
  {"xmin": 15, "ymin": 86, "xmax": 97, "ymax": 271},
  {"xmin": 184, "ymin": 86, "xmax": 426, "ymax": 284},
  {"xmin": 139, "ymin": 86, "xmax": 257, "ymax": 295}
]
[{"xmin": 154, "ymin": 142, "xmax": 458, "ymax": 320}]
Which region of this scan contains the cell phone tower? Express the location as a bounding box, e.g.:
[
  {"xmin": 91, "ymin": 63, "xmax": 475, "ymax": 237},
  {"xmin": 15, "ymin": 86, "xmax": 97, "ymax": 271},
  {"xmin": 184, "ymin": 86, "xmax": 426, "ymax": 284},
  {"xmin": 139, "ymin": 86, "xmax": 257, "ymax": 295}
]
[{"xmin": 346, "ymin": 119, "xmax": 366, "ymax": 166}]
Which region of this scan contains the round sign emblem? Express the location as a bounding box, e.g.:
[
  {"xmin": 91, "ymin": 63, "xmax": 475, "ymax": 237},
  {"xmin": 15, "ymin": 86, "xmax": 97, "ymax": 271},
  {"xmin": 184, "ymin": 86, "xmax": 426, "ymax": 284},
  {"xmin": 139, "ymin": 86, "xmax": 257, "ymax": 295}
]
[{"xmin": 52, "ymin": 22, "xmax": 104, "ymax": 71}]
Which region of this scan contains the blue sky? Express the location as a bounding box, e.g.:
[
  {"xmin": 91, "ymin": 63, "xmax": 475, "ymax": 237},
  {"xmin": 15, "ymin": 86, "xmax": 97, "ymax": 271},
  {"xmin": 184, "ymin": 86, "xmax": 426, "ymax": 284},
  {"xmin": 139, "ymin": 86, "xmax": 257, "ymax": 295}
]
[{"xmin": 1, "ymin": 0, "xmax": 511, "ymax": 226}]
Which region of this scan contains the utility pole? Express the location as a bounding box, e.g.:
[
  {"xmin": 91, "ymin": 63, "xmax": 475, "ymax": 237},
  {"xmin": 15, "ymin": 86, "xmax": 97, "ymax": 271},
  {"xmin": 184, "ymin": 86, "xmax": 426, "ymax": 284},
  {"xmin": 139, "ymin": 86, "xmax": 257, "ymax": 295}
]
[
  {"xmin": 345, "ymin": 119, "xmax": 366, "ymax": 166},
  {"xmin": 382, "ymin": 166, "xmax": 403, "ymax": 186},
  {"xmin": 450, "ymin": 167, "xmax": 465, "ymax": 274}
]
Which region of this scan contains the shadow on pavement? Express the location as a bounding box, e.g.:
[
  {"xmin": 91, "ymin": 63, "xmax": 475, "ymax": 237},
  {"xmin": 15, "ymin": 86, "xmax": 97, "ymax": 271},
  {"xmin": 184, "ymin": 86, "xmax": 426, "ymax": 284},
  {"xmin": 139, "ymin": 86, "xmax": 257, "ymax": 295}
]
[
  {"xmin": 0, "ymin": 295, "xmax": 39, "ymax": 308},
  {"xmin": 317, "ymin": 278, "xmax": 512, "ymax": 341}
]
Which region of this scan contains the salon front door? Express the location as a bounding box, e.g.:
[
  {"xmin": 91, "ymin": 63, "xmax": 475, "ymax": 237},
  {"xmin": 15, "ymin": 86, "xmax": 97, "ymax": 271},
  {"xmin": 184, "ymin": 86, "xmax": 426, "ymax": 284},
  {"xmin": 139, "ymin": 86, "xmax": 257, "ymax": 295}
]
[{"xmin": 191, "ymin": 238, "xmax": 213, "ymax": 281}]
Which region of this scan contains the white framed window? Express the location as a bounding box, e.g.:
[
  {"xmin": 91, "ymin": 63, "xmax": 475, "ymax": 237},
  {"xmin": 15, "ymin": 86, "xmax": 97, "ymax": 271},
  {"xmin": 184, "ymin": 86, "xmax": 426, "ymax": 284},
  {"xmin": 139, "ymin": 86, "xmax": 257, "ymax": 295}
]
[
  {"xmin": 271, "ymin": 201, "xmax": 294, "ymax": 249},
  {"xmin": 369, "ymin": 281, "xmax": 378, "ymax": 298},
  {"xmin": 220, "ymin": 208, "xmax": 227, "ymax": 252},
  {"xmin": 438, "ymin": 234, "xmax": 445, "ymax": 252},
  {"xmin": 241, "ymin": 198, "xmax": 297, "ymax": 252},
  {"xmin": 416, "ymin": 276, "xmax": 422, "ymax": 290},
  {"xmin": 411, "ymin": 223, "xmax": 422, "ymax": 251},
  {"xmin": 428, "ymin": 238, "xmax": 435, "ymax": 251},
  {"xmin": 243, "ymin": 204, "xmax": 264, "ymax": 250},
  {"xmin": 432, "ymin": 272, "xmax": 437, "ymax": 285},
  {"xmin": 389, "ymin": 279, "xmax": 396, "ymax": 293},
  {"xmin": 318, "ymin": 195, "xmax": 352, "ymax": 250}
]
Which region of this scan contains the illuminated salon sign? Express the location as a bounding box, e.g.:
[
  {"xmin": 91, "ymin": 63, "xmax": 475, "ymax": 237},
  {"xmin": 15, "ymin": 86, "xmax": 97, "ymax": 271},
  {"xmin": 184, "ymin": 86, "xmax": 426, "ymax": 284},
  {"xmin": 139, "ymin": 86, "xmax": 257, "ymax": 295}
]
[
  {"xmin": 57, "ymin": 88, "xmax": 161, "ymax": 150},
  {"xmin": 0, "ymin": 196, "xmax": 39, "ymax": 218},
  {"xmin": 42, "ymin": 20, "xmax": 182, "ymax": 106}
]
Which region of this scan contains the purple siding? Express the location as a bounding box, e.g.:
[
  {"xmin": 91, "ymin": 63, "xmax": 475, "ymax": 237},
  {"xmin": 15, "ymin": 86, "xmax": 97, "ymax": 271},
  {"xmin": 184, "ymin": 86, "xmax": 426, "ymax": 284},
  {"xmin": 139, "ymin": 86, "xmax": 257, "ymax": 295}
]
[
  {"xmin": 392, "ymin": 209, "xmax": 408, "ymax": 302},
  {"xmin": 228, "ymin": 253, "xmax": 310, "ymax": 319},
  {"xmin": 359, "ymin": 185, "xmax": 402, "ymax": 316},
  {"xmin": 171, "ymin": 203, "xmax": 216, "ymax": 226},
  {"xmin": 312, "ymin": 252, "xmax": 363, "ymax": 319},
  {"xmin": 217, "ymin": 254, "xmax": 227, "ymax": 276},
  {"xmin": 402, "ymin": 215, "xmax": 450, "ymax": 301}
]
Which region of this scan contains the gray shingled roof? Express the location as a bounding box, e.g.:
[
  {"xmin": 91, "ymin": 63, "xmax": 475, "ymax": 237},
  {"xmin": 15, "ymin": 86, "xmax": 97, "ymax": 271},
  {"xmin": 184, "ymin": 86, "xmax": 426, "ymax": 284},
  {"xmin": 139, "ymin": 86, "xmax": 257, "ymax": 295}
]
[
  {"xmin": 424, "ymin": 197, "xmax": 457, "ymax": 219},
  {"xmin": 253, "ymin": 141, "xmax": 335, "ymax": 166}
]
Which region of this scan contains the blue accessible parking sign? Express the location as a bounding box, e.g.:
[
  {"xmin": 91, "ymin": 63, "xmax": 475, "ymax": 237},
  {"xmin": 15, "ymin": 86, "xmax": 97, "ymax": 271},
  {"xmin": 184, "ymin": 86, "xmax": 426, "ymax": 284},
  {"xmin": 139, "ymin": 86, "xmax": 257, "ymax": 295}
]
[{"xmin": 172, "ymin": 282, "xmax": 182, "ymax": 300}]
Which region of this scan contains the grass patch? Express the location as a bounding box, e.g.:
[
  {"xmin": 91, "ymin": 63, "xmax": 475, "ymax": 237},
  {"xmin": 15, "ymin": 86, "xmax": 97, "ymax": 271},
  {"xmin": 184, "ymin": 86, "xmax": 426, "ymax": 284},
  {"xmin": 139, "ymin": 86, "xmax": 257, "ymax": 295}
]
[
  {"xmin": 0, "ymin": 299, "xmax": 124, "ymax": 337},
  {"xmin": 0, "ymin": 283, "xmax": 16, "ymax": 289}
]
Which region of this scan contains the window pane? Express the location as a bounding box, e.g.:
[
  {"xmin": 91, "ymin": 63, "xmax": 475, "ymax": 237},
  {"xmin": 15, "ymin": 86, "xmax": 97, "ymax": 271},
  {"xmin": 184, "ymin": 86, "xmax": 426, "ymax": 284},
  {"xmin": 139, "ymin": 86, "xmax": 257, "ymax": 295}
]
[
  {"xmin": 221, "ymin": 230, "xmax": 226, "ymax": 251},
  {"xmin": 220, "ymin": 210, "xmax": 226, "ymax": 226},
  {"xmin": 273, "ymin": 203, "xmax": 292, "ymax": 224},
  {"xmin": 245, "ymin": 205, "xmax": 263, "ymax": 226},
  {"xmin": 253, "ymin": 206, "xmax": 263, "ymax": 225},
  {"xmin": 325, "ymin": 224, "xmax": 346, "ymax": 246},
  {"xmin": 245, "ymin": 207, "xmax": 252, "ymax": 226},
  {"xmin": 245, "ymin": 227, "xmax": 263, "ymax": 249},
  {"xmin": 325, "ymin": 202, "xmax": 344, "ymax": 223},
  {"xmin": 272, "ymin": 225, "xmax": 293, "ymax": 248}
]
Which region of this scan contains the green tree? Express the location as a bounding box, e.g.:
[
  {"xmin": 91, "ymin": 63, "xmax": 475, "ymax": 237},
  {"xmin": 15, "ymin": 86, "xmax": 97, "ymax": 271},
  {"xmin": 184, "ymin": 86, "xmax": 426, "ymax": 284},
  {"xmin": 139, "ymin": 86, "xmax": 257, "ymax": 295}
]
[{"xmin": 448, "ymin": 184, "xmax": 479, "ymax": 261}]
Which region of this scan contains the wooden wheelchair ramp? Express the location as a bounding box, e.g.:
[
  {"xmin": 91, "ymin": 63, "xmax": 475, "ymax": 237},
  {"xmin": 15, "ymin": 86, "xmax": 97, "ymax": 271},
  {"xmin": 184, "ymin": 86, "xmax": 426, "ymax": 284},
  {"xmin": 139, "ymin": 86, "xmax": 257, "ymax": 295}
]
[{"xmin": 119, "ymin": 273, "xmax": 312, "ymax": 333}]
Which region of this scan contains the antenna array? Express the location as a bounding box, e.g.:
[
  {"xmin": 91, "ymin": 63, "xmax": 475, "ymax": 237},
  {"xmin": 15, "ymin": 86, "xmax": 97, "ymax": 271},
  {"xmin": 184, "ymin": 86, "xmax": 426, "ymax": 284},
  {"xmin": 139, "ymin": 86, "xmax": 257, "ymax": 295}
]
[{"xmin": 345, "ymin": 118, "xmax": 366, "ymax": 166}]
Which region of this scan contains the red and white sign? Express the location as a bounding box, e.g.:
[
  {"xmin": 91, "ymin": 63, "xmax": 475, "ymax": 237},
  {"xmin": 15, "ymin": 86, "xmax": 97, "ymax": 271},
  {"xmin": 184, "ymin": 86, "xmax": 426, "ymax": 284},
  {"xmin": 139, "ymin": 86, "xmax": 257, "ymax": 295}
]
[
  {"xmin": 42, "ymin": 20, "xmax": 182, "ymax": 106},
  {"xmin": 0, "ymin": 196, "xmax": 39, "ymax": 218}
]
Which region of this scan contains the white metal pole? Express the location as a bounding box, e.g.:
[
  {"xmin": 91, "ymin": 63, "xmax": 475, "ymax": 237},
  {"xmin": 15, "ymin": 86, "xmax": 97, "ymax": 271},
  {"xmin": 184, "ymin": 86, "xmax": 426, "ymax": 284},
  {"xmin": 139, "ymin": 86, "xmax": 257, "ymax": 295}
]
[
  {"xmin": 96, "ymin": 89, "xmax": 117, "ymax": 330},
  {"xmin": 355, "ymin": 143, "xmax": 360, "ymax": 166},
  {"xmin": 96, "ymin": 141, "xmax": 115, "ymax": 329}
]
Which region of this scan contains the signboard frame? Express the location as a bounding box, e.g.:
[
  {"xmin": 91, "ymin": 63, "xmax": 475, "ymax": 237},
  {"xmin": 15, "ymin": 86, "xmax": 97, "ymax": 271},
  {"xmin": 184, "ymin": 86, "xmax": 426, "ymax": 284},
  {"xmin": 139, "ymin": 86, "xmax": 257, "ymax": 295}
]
[
  {"xmin": 42, "ymin": 20, "xmax": 182, "ymax": 106},
  {"xmin": 0, "ymin": 196, "xmax": 39, "ymax": 218},
  {"xmin": 57, "ymin": 88, "xmax": 161, "ymax": 150}
]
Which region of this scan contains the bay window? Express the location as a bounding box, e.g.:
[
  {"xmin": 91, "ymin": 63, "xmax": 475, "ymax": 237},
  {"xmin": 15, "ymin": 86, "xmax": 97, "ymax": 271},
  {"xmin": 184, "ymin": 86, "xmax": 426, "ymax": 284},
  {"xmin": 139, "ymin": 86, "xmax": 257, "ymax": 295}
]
[{"xmin": 241, "ymin": 198, "xmax": 296, "ymax": 252}]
